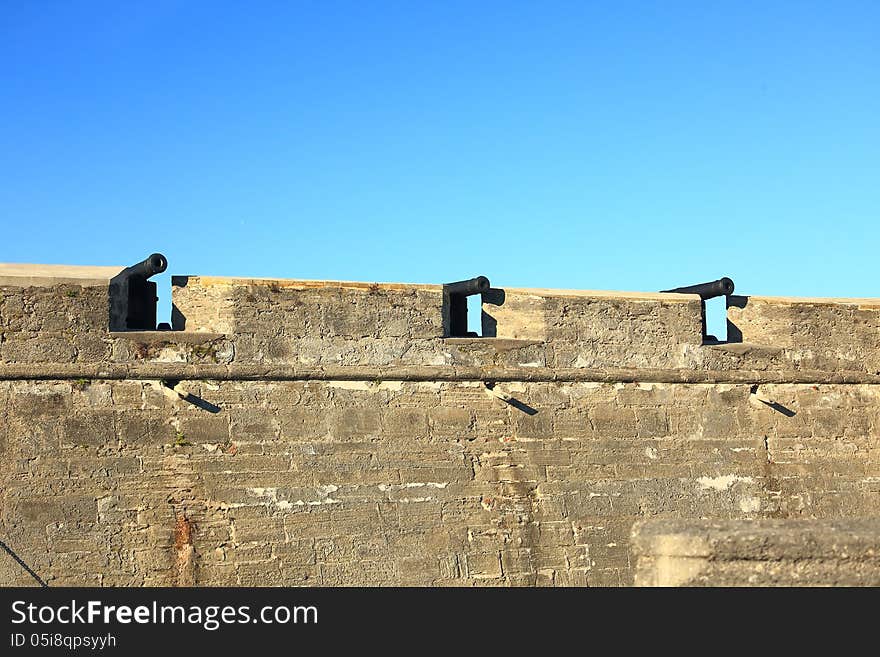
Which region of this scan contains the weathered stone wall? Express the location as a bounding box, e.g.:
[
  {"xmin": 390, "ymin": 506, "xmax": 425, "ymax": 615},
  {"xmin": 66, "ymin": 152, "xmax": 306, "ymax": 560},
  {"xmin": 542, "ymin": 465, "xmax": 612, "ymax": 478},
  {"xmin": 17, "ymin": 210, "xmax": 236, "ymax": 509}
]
[
  {"xmin": 1, "ymin": 265, "xmax": 879, "ymax": 586},
  {"xmin": 0, "ymin": 281, "xmax": 112, "ymax": 363},
  {"xmin": 727, "ymin": 294, "xmax": 880, "ymax": 373},
  {"xmin": 632, "ymin": 519, "xmax": 880, "ymax": 586},
  {"xmin": 170, "ymin": 276, "xmax": 705, "ymax": 370}
]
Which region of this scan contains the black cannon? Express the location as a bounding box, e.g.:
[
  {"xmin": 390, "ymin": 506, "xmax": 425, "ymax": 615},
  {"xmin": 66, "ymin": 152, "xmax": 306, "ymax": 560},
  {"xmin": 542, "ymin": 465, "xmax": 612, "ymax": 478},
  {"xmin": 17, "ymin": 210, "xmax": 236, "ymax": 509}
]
[
  {"xmin": 661, "ymin": 277, "xmax": 734, "ymax": 299},
  {"xmin": 124, "ymin": 253, "xmax": 168, "ymax": 281},
  {"xmin": 444, "ymin": 276, "xmax": 491, "ymax": 337},
  {"xmin": 109, "ymin": 253, "xmax": 168, "ymax": 330},
  {"xmin": 661, "ymin": 277, "xmax": 735, "ymax": 343}
]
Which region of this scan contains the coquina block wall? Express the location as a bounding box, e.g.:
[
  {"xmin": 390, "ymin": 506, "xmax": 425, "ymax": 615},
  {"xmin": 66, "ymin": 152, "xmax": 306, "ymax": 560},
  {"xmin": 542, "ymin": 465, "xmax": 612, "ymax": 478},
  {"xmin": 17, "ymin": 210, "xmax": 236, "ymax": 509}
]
[{"xmin": 1, "ymin": 263, "xmax": 879, "ymax": 586}]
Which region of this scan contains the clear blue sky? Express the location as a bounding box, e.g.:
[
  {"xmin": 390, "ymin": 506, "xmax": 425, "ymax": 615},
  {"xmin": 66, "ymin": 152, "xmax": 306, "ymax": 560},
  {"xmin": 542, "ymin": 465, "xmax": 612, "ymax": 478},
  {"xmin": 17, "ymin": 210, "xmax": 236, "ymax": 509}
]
[{"xmin": 2, "ymin": 2, "xmax": 878, "ymax": 334}]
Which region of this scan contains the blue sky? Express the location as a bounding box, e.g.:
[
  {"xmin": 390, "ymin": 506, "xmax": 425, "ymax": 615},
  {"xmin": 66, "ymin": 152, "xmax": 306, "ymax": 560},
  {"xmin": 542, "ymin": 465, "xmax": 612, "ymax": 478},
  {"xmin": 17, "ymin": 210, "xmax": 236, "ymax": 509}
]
[{"xmin": 1, "ymin": 2, "xmax": 878, "ymax": 334}]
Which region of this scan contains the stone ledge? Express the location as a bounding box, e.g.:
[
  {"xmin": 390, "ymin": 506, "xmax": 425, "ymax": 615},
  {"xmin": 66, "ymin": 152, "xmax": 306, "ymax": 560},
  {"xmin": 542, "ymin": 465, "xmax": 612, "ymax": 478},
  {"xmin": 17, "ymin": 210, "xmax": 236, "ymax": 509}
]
[
  {"xmin": 633, "ymin": 518, "xmax": 880, "ymax": 586},
  {"xmin": 4, "ymin": 362, "xmax": 880, "ymax": 383},
  {"xmin": 735, "ymin": 294, "xmax": 880, "ymax": 307},
  {"xmin": 0, "ymin": 263, "xmax": 124, "ymax": 287},
  {"xmin": 172, "ymin": 275, "xmax": 443, "ymax": 293},
  {"xmin": 109, "ymin": 331, "xmax": 225, "ymax": 344},
  {"xmin": 442, "ymin": 337, "xmax": 544, "ymax": 349},
  {"xmin": 705, "ymin": 342, "xmax": 784, "ymax": 357}
]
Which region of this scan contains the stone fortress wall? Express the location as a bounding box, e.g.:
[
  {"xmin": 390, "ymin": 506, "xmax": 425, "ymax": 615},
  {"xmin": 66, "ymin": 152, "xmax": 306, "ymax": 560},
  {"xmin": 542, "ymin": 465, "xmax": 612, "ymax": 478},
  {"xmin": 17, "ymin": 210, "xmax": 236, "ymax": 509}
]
[{"xmin": 1, "ymin": 258, "xmax": 879, "ymax": 586}]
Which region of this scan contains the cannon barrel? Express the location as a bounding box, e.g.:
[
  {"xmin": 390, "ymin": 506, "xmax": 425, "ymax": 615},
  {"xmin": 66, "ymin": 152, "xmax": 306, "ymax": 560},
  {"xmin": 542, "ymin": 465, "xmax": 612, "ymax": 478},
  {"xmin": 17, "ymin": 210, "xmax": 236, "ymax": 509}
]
[
  {"xmin": 124, "ymin": 253, "xmax": 168, "ymax": 280},
  {"xmin": 444, "ymin": 276, "xmax": 491, "ymax": 296},
  {"xmin": 661, "ymin": 277, "xmax": 734, "ymax": 300}
]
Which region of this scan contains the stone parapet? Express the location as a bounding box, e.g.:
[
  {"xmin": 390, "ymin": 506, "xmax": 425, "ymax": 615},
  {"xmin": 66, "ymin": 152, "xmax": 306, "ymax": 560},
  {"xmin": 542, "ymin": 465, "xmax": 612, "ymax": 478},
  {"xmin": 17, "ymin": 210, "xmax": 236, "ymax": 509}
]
[
  {"xmin": 727, "ymin": 294, "xmax": 880, "ymax": 373},
  {"xmin": 3, "ymin": 266, "xmax": 880, "ymax": 375}
]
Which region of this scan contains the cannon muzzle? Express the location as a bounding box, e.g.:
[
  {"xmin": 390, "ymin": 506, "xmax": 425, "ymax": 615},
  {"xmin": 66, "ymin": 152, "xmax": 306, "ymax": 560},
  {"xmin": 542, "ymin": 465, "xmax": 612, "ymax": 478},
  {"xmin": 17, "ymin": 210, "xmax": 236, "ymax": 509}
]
[
  {"xmin": 125, "ymin": 253, "xmax": 168, "ymax": 280},
  {"xmin": 662, "ymin": 277, "xmax": 734, "ymax": 300},
  {"xmin": 444, "ymin": 276, "xmax": 491, "ymax": 296}
]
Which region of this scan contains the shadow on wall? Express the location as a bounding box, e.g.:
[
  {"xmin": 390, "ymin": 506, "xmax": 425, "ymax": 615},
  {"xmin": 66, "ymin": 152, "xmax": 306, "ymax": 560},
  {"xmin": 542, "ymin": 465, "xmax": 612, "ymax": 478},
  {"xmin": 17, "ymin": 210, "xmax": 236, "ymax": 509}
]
[
  {"xmin": 480, "ymin": 288, "xmax": 505, "ymax": 338},
  {"xmin": 170, "ymin": 276, "xmax": 189, "ymax": 330},
  {"xmin": 726, "ymin": 295, "xmax": 748, "ymax": 343},
  {"xmin": 171, "ymin": 305, "xmax": 187, "ymax": 331},
  {"xmin": 485, "ymin": 381, "xmax": 538, "ymax": 415}
]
